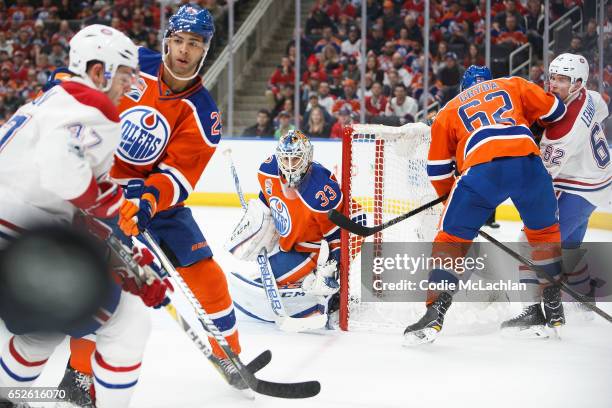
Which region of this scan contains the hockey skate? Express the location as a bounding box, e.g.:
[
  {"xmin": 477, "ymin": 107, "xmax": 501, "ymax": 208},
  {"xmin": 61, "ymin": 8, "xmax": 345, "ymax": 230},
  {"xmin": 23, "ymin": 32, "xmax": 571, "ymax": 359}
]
[
  {"xmin": 500, "ymin": 303, "xmax": 548, "ymax": 338},
  {"xmin": 210, "ymin": 354, "xmax": 248, "ymax": 390},
  {"xmin": 55, "ymin": 364, "xmax": 95, "ymax": 408},
  {"xmin": 403, "ymin": 292, "xmax": 452, "ymax": 346},
  {"xmin": 543, "ymin": 285, "xmax": 565, "ymax": 338}
]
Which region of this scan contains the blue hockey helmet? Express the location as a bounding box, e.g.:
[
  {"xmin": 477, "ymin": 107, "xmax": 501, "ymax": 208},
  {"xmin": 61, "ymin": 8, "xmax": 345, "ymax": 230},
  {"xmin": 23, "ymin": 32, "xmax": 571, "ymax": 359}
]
[
  {"xmin": 166, "ymin": 3, "xmax": 215, "ymax": 44},
  {"xmin": 460, "ymin": 65, "xmax": 492, "ymax": 91}
]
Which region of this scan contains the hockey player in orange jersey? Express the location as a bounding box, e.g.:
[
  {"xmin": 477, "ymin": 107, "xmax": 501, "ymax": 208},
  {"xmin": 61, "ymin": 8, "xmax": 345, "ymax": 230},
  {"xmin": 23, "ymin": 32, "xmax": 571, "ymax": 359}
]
[
  {"xmin": 61, "ymin": 4, "xmax": 246, "ymax": 401},
  {"xmin": 403, "ymin": 65, "xmax": 567, "ymax": 345},
  {"xmin": 226, "ymin": 130, "xmax": 361, "ymax": 325}
]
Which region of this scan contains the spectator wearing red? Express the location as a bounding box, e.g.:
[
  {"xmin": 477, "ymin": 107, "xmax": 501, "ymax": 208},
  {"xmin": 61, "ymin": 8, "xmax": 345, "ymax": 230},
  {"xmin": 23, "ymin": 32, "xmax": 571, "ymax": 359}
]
[
  {"xmin": 267, "ymin": 56, "xmax": 295, "ymax": 96},
  {"xmin": 403, "ymin": 0, "xmax": 425, "ymax": 15},
  {"xmin": 10, "ymin": 51, "xmax": 29, "ymax": 84},
  {"xmin": 12, "ymin": 28, "xmax": 33, "ymax": 58},
  {"xmin": 302, "ymin": 61, "xmax": 328, "ymax": 84},
  {"xmin": 331, "ymin": 78, "xmax": 360, "ymax": 115},
  {"xmin": 365, "ymin": 81, "xmax": 388, "ymax": 117},
  {"xmin": 330, "ymin": 107, "xmax": 354, "ymax": 138}
]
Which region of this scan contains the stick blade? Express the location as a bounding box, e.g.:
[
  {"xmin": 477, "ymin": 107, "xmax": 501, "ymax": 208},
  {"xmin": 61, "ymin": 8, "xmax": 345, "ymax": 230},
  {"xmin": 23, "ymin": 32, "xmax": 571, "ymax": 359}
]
[
  {"xmin": 327, "ymin": 209, "xmax": 372, "ymax": 237},
  {"xmin": 253, "ymin": 378, "xmax": 321, "ymax": 399},
  {"xmin": 277, "ymin": 314, "xmax": 327, "ymax": 332},
  {"xmin": 245, "ymin": 350, "xmax": 272, "ymax": 373}
]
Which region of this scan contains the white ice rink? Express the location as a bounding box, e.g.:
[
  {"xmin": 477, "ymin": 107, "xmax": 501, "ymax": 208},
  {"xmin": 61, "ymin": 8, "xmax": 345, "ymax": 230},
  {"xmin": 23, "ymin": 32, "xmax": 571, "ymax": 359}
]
[{"xmin": 2, "ymin": 206, "xmax": 611, "ymax": 408}]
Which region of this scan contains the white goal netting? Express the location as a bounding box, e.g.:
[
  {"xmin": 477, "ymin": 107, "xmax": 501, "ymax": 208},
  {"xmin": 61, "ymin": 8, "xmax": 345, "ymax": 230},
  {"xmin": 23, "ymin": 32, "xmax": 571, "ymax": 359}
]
[{"xmin": 339, "ymin": 123, "xmax": 509, "ymax": 333}]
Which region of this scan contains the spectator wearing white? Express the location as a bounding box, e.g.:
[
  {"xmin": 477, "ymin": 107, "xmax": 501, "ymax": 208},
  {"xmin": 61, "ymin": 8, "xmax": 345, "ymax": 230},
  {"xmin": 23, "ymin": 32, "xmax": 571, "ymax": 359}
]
[
  {"xmin": 341, "ymin": 26, "xmax": 361, "ymax": 57},
  {"xmin": 317, "ymin": 81, "xmax": 336, "ymax": 114},
  {"xmin": 385, "ymin": 83, "xmax": 418, "ymax": 123},
  {"xmin": 391, "ymin": 52, "xmax": 413, "ymax": 87},
  {"xmin": 0, "ymin": 32, "xmax": 13, "ymax": 56}
]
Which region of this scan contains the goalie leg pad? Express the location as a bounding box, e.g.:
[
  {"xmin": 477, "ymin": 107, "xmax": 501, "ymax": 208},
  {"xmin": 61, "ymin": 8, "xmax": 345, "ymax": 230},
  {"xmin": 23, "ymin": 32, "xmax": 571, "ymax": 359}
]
[
  {"xmin": 225, "ymin": 199, "xmax": 279, "ymax": 261},
  {"xmin": 229, "ymin": 271, "xmax": 323, "ymax": 323},
  {"xmin": 267, "ymin": 250, "xmax": 317, "ymax": 285}
]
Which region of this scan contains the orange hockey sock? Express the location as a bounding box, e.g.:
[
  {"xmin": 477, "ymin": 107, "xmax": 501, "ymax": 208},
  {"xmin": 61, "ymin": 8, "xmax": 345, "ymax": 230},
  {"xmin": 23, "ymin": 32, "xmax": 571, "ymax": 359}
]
[
  {"xmin": 178, "ymin": 258, "xmax": 241, "ymax": 358},
  {"xmin": 69, "ymin": 337, "xmax": 95, "ymax": 375}
]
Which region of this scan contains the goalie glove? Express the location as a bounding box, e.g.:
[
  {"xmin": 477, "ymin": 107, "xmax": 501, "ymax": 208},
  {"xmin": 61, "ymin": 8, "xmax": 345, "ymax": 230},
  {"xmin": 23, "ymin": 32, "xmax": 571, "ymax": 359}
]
[{"xmin": 302, "ymin": 259, "xmax": 339, "ymax": 296}]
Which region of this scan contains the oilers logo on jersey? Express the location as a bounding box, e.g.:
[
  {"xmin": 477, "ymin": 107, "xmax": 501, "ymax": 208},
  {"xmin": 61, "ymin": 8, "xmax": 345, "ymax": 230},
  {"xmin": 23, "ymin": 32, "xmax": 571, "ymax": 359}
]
[
  {"xmin": 125, "ymin": 77, "xmax": 148, "ymax": 102},
  {"xmin": 118, "ymin": 107, "xmax": 170, "ymax": 165},
  {"xmin": 269, "ymin": 196, "xmax": 292, "ymax": 237}
]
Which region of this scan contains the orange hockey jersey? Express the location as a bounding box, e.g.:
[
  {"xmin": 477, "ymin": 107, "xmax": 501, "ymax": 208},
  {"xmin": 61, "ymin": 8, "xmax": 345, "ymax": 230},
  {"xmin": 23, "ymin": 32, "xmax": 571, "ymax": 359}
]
[
  {"xmin": 110, "ymin": 48, "xmax": 221, "ymax": 211},
  {"xmin": 257, "ymin": 155, "xmax": 342, "ymax": 261},
  {"xmin": 427, "ymin": 76, "xmax": 566, "ymax": 197}
]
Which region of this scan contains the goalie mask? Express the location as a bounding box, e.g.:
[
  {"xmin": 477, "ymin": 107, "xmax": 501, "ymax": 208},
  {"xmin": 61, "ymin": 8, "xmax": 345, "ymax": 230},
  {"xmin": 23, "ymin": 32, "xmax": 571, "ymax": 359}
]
[{"xmin": 276, "ymin": 130, "xmax": 313, "ymax": 188}]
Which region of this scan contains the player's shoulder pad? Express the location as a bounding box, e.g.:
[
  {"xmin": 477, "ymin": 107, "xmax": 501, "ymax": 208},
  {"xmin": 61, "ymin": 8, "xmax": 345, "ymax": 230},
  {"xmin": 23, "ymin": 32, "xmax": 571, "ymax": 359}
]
[
  {"xmin": 299, "ymin": 162, "xmax": 342, "ymax": 212},
  {"xmin": 60, "ymin": 81, "xmax": 120, "ymax": 123},
  {"xmin": 184, "ymin": 87, "xmax": 221, "ymax": 146},
  {"xmin": 258, "ymin": 155, "xmax": 279, "ymax": 177},
  {"xmin": 138, "ymin": 47, "xmax": 161, "ymax": 77}
]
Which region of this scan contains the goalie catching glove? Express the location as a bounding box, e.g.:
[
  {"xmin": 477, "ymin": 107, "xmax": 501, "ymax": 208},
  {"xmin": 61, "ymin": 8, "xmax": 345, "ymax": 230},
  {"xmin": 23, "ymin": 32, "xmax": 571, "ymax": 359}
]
[
  {"xmin": 302, "ymin": 258, "xmax": 339, "ymax": 297},
  {"xmin": 225, "ymin": 198, "xmax": 279, "ymax": 261}
]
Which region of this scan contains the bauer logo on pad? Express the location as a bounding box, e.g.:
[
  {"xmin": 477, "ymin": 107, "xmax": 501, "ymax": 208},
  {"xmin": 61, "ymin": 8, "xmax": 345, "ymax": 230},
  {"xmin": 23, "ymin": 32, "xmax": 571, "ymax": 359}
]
[
  {"xmin": 118, "ymin": 107, "xmax": 170, "ymax": 165},
  {"xmin": 269, "ymin": 197, "xmax": 292, "ymax": 237}
]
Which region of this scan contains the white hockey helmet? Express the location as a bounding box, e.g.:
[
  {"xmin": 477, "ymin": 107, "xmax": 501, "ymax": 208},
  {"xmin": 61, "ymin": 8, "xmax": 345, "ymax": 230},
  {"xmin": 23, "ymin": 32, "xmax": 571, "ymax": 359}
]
[
  {"xmin": 69, "ymin": 24, "xmax": 138, "ymax": 92},
  {"xmin": 548, "ymin": 53, "xmax": 589, "ymax": 89}
]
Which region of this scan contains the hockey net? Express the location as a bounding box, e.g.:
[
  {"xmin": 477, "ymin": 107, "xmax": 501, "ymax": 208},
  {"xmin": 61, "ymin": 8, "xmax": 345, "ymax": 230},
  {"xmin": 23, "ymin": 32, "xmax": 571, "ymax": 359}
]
[{"xmin": 339, "ymin": 124, "xmax": 508, "ymax": 333}]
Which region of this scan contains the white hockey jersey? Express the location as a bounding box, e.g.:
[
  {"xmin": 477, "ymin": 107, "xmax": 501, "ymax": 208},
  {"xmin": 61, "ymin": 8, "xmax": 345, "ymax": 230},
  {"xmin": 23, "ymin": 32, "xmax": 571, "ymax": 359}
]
[
  {"xmin": 0, "ymin": 78, "xmax": 121, "ymax": 234},
  {"xmin": 540, "ymin": 89, "xmax": 612, "ymax": 208}
]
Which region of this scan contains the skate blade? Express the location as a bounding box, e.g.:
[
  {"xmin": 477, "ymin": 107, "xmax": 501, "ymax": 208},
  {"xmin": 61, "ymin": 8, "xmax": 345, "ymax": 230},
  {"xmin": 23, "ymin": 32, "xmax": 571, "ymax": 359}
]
[
  {"xmin": 501, "ymin": 325, "xmax": 549, "ymax": 339},
  {"xmin": 403, "ymin": 328, "xmax": 439, "ymax": 346},
  {"xmin": 547, "ymin": 324, "xmax": 563, "ymax": 340}
]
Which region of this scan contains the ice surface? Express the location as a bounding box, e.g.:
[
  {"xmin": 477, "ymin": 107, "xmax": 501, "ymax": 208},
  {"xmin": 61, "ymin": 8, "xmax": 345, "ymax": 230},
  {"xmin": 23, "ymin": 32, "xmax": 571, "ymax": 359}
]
[{"xmin": 2, "ymin": 206, "xmax": 610, "ymax": 408}]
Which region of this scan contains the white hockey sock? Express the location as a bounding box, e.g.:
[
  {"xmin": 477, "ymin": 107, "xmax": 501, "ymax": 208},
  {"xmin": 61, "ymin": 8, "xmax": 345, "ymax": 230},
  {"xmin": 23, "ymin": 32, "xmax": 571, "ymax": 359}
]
[
  {"xmin": 0, "ymin": 336, "xmax": 53, "ymax": 390},
  {"xmin": 91, "ymin": 350, "xmax": 142, "ymax": 408}
]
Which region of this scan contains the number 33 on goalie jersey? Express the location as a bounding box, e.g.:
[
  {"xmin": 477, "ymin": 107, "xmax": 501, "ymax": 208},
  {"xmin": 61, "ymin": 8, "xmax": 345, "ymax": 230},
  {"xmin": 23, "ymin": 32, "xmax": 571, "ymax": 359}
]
[
  {"xmin": 427, "ymin": 77, "xmax": 566, "ymax": 197},
  {"xmin": 257, "ymin": 155, "xmax": 343, "ymax": 262}
]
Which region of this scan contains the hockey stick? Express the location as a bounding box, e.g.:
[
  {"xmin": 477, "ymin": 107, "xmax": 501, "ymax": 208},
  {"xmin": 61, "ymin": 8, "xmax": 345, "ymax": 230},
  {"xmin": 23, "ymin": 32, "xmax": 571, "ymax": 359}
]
[
  {"xmin": 222, "ymin": 148, "xmax": 247, "ymax": 210},
  {"xmin": 142, "ymin": 230, "xmax": 321, "ymax": 399},
  {"xmin": 223, "ymin": 147, "xmax": 327, "ymax": 331},
  {"xmin": 478, "ymin": 230, "xmax": 612, "ymax": 323},
  {"xmin": 327, "ymin": 194, "xmax": 448, "ymax": 237},
  {"xmin": 102, "ymin": 232, "xmax": 271, "ymax": 377},
  {"xmin": 257, "ymin": 247, "xmax": 328, "ymax": 332}
]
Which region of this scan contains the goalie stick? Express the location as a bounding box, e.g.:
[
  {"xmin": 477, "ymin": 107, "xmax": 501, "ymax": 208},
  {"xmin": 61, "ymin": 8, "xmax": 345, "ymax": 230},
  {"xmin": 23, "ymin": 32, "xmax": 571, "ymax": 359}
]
[
  {"xmin": 327, "ymin": 195, "xmax": 448, "ymax": 237},
  {"xmin": 478, "ymin": 230, "xmax": 612, "ymax": 323},
  {"xmin": 224, "ymin": 147, "xmax": 328, "ymax": 332},
  {"xmin": 257, "ymin": 247, "xmax": 328, "ymax": 332},
  {"xmin": 142, "ymin": 230, "xmax": 321, "ymax": 399},
  {"xmin": 102, "ymin": 232, "xmax": 272, "ymax": 380}
]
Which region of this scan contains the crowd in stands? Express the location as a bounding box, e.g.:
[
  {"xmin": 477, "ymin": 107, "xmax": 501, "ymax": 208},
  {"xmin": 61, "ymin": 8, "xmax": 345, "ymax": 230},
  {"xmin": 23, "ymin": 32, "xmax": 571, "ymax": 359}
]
[
  {"xmin": 247, "ymin": 0, "xmax": 610, "ymax": 139},
  {"xmin": 0, "ymin": 0, "xmax": 609, "ymax": 137},
  {"xmin": 0, "ymin": 0, "xmax": 232, "ymax": 124}
]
